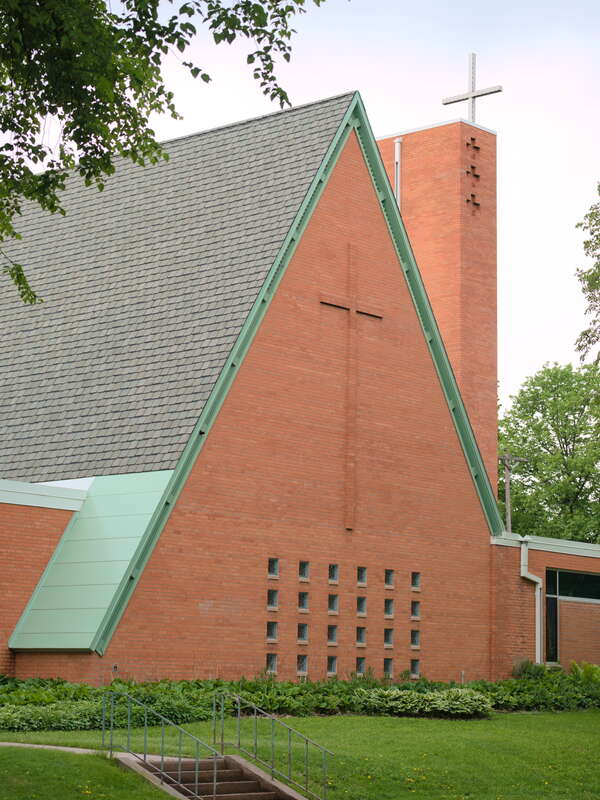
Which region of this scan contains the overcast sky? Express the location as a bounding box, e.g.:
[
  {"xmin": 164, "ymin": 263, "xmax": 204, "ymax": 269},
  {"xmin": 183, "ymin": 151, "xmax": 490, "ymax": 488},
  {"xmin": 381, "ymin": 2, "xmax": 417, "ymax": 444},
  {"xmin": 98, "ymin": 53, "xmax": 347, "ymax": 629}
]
[{"xmin": 150, "ymin": 0, "xmax": 600, "ymax": 410}]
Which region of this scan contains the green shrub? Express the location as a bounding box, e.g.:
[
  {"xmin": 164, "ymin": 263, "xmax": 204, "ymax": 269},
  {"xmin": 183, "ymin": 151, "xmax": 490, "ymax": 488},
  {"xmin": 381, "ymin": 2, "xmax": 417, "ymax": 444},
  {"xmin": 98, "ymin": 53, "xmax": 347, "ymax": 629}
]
[{"xmin": 0, "ymin": 665, "xmax": 599, "ymax": 731}]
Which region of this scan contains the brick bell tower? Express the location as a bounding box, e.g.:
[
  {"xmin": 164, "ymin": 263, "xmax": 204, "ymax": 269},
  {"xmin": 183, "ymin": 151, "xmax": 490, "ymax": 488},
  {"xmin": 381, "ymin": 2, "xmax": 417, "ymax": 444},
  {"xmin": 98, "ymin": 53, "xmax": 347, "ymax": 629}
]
[{"xmin": 377, "ymin": 57, "xmax": 500, "ymax": 488}]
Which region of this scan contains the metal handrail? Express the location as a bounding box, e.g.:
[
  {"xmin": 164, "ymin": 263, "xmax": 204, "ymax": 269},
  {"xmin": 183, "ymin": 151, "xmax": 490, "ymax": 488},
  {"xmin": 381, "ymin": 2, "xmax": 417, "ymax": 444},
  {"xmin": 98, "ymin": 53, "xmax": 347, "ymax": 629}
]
[
  {"xmin": 102, "ymin": 691, "xmax": 220, "ymax": 799},
  {"xmin": 213, "ymin": 691, "xmax": 333, "ymax": 800}
]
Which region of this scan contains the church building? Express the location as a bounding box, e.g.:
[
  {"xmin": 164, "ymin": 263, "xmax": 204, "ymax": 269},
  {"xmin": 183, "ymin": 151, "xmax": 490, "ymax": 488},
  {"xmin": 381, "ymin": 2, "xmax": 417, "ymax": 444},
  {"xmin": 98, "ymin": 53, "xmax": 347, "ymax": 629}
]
[{"xmin": 1, "ymin": 91, "xmax": 599, "ymax": 684}]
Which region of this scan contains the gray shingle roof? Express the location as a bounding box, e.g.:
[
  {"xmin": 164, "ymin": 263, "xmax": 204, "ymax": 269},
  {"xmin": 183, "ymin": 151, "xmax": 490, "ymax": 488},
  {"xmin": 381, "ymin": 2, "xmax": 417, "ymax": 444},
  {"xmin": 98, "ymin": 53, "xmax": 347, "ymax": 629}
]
[{"xmin": 0, "ymin": 92, "xmax": 355, "ymax": 482}]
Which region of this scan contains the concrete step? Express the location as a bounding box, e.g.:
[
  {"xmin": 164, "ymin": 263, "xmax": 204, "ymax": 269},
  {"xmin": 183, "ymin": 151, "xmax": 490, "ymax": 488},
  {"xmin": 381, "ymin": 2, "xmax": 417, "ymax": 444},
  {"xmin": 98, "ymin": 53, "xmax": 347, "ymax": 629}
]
[
  {"xmin": 183, "ymin": 781, "xmax": 261, "ymax": 795},
  {"xmin": 145, "ymin": 756, "xmax": 227, "ymax": 771},
  {"xmin": 163, "ymin": 769, "xmax": 244, "ymax": 782}
]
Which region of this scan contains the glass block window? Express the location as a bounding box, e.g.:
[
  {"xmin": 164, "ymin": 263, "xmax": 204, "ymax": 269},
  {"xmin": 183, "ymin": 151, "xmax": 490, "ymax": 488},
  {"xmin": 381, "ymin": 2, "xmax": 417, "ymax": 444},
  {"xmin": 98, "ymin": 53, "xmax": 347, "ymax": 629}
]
[
  {"xmin": 356, "ymin": 626, "xmax": 366, "ymax": 644},
  {"xmin": 266, "ymin": 621, "xmax": 278, "ymax": 641},
  {"xmin": 329, "ymin": 563, "xmax": 339, "ymax": 582},
  {"xmin": 328, "ymin": 594, "xmax": 339, "ymax": 612},
  {"xmin": 411, "ymin": 571, "xmax": 421, "ymax": 589},
  {"xmin": 384, "ymin": 628, "xmax": 393, "ymax": 646},
  {"xmin": 411, "ymin": 600, "xmax": 421, "ymax": 619},
  {"xmin": 266, "ymin": 653, "xmax": 277, "ymax": 674},
  {"xmin": 411, "ymin": 629, "xmax": 420, "ymax": 647},
  {"xmin": 410, "ymin": 659, "xmax": 420, "ymax": 678},
  {"xmin": 356, "ymin": 596, "xmax": 367, "ymax": 615},
  {"xmin": 299, "ymin": 561, "xmax": 310, "ymax": 579},
  {"xmin": 267, "ymin": 589, "xmax": 278, "ymax": 608},
  {"xmin": 357, "ymin": 566, "xmax": 367, "ymax": 584},
  {"xmin": 298, "ymin": 591, "xmax": 309, "ymax": 610},
  {"xmin": 384, "ymin": 569, "xmax": 394, "ymax": 587},
  {"xmin": 297, "ymin": 654, "xmax": 308, "ymax": 674},
  {"xmin": 297, "ymin": 623, "xmax": 308, "ymax": 642},
  {"xmin": 356, "ymin": 657, "xmax": 366, "ymax": 675},
  {"xmin": 268, "ymin": 558, "xmax": 279, "ymax": 577},
  {"xmin": 383, "ymin": 658, "xmax": 393, "ymax": 678},
  {"xmin": 327, "ymin": 625, "xmax": 337, "ymax": 644},
  {"xmin": 384, "ymin": 598, "xmax": 394, "ymax": 617},
  {"xmin": 327, "ymin": 655, "xmax": 337, "ymax": 675}
]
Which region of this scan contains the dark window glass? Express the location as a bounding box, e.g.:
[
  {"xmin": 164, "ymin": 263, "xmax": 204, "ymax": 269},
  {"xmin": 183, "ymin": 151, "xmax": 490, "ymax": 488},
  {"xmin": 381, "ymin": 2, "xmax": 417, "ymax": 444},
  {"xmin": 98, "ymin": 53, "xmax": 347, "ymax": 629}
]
[
  {"xmin": 299, "ymin": 561, "xmax": 310, "ymax": 579},
  {"xmin": 298, "ymin": 591, "xmax": 309, "ymax": 610},
  {"xmin": 356, "ymin": 626, "xmax": 366, "ymax": 644},
  {"xmin": 385, "ymin": 569, "xmax": 394, "ymax": 586},
  {"xmin": 297, "ymin": 622, "xmax": 308, "ymax": 641},
  {"xmin": 357, "ymin": 596, "xmax": 367, "ymax": 614},
  {"xmin": 327, "ymin": 625, "xmax": 337, "ymax": 643},
  {"xmin": 411, "ymin": 600, "xmax": 421, "ymax": 618},
  {"xmin": 384, "ymin": 598, "xmax": 394, "ymax": 616},
  {"xmin": 356, "ymin": 657, "xmax": 366, "ymax": 675},
  {"xmin": 411, "ymin": 629, "xmax": 420, "ymax": 647},
  {"xmin": 266, "ymin": 621, "xmax": 278, "ymax": 640},
  {"xmin": 411, "ymin": 572, "xmax": 421, "ymax": 589},
  {"xmin": 384, "ymin": 628, "xmax": 393, "ymax": 645},
  {"xmin": 558, "ymin": 570, "xmax": 600, "ymax": 600},
  {"xmin": 546, "ymin": 569, "xmax": 557, "ymax": 595},
  {"xmin": 357, "ymin": 566, "xmax": 367, "ymax": 584},
  {"xmin": 410, "ymin": 659, "xmax": 420, "ymax": 677},
  {"xmin": 268, "ymin": 558, "xmax": 279, "ymax": 577},
  {"xmin": 327, "ymin": 655, "xmax": 337, "ymax": 674},
  {"xmin": 297, "ymin": 654, "xmax": 308, "ymax": 673},
  {"xmin": 267, "ymin": 589, "xmax": 278, "ymax": 608},
  {"xmin": 266, "ymin": 653, "xmax": 277, "ymax": 673},
  {"xmin": 329, "ymin": 564, "xmax": 339, "ymax": 582},
  {"xmin": 383, "ymin": 658, "xmax": 393, "ymax": 677},
  {"xmin": 546, "ymin": 596, "xmax": 558, "ymax": 662}
]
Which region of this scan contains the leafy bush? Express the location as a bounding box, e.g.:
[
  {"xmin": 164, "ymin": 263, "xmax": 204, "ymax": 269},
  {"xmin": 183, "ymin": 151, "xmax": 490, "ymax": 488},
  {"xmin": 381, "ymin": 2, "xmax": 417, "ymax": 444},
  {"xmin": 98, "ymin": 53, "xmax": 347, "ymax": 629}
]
[{"xmin": 0, "ymin": 664, "xmax": 599, "ymax": 731}]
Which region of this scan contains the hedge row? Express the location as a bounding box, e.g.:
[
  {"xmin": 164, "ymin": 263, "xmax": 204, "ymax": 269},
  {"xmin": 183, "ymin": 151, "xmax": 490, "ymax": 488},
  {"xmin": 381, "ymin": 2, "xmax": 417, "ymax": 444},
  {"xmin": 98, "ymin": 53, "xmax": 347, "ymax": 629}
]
[
  {"xmin": 0, "ymin": 662, "xmax": 599, "ymax": 731},
  {"xmin": 0, "ymin": 687, "xmax": 492, "ymax": 731}
]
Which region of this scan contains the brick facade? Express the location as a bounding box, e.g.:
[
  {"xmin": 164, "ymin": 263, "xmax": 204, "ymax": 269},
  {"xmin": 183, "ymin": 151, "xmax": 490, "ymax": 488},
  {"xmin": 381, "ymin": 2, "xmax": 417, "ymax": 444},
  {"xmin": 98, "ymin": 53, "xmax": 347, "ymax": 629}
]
[
  {"xmin": 15, "ymin": 131, "xmax": 495, "ymax": 684},
  {"xmin": 377, "ymin": 123, "xmax": 498, "ymax": 487},
  {"xmin": 0, "ymin": 503, "xmax": 73, "ymax": 676}
]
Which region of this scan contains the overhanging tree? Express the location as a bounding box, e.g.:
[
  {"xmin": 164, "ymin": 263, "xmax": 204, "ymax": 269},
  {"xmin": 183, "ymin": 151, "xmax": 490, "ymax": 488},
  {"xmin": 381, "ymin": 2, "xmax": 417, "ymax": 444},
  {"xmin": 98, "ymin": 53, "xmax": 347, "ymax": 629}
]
[
  {"xmin": 0, "ymin": 0, "xmax": 326, "ymax": 303},
  {"xmin": 575, "ymin": 182, "xmax": 600, "ymax": 361},
  {"xmin": 499, "ymin": 362, "xmax": 600, "ymax": 543}
]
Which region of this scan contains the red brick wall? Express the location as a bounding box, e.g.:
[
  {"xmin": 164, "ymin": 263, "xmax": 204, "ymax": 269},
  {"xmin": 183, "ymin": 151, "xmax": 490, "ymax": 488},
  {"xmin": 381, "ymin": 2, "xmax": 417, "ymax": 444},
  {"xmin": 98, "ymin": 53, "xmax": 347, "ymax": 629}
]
[
  {"xmin": 491, "ymin": 545, "xmax": 536, "ymax": 678},
  {"xmin": 559, "ymin": 601, "xmax": 600, "ymax": 667},
  {"xmin": 16, "ymin": 131, "xmax": 494, "ymax": 684},
  {"xmin": 492, "ymin": 545, "xmax": 600, "ymax": 675},
  {"xmin": 0, "ymin": 503, "xmax": 73, "ymax": 676},
  {"xmin": 377, "ymin": 124, "xmax": 498, "ymax": 488}
]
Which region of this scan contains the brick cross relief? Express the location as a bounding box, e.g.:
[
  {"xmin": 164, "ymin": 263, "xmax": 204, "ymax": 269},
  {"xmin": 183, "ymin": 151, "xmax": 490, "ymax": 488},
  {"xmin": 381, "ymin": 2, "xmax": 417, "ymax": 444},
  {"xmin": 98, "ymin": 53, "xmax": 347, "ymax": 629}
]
[{"xmin": 320, "ymin": 246, "xmax": 383, "ymax": 531}]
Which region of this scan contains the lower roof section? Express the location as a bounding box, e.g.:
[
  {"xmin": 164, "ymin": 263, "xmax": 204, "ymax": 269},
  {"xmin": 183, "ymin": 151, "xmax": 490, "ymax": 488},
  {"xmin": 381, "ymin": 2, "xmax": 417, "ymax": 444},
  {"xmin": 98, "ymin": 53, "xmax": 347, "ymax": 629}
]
[
  {"xmin": 492, "ymin": 532, "xmax": 600, "ymax": 560},
  {"xmin": 0, "ymin": 478, "xmax": 87, "ymax": 511},
  {"xmin": 9, "ymin": 469, "xmax": 172, "ymax": 651}
]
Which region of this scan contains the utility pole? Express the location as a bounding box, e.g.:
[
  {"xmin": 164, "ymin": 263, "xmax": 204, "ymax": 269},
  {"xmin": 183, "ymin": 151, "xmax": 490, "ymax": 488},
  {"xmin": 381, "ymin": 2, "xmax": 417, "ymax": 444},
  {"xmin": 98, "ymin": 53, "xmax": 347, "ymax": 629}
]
[{"xmin": 499, "ymin": 451, "xmax": 527, "ymax": 533}]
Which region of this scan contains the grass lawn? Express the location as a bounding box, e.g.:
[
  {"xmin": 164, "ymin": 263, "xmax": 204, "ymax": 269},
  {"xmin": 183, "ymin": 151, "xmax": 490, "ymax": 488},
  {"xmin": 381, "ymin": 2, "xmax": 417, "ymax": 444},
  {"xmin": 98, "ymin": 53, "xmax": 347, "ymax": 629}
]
[
  {"xmin": 0, "ymin": 746, "xmax": 167, "ymax": 800},
  {"xmin": 1, "ymin": 711, "xmax": 599, "ymax": 800}
]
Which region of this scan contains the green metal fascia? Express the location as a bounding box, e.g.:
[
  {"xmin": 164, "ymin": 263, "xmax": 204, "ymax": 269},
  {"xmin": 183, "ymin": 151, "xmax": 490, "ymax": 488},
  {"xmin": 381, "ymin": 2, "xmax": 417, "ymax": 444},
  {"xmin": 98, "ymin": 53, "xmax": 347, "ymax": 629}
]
[
  {"xmin": 93, "ymin": 90, "xmax": 503, "ymax": 653},
  {"xmin": 349, "ymin": 94, "xmax": 504, "ymax": 535}
]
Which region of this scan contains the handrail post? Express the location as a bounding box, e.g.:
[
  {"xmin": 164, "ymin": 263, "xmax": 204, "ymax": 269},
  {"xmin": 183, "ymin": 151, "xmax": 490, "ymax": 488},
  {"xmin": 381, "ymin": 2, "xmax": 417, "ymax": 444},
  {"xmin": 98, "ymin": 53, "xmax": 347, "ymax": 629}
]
[
  {"xmin": 220, "ymin": 694, "xmax": 225, "ymax": 755},
  {"xmin": 271, "ymin": 717, "xmax": 275, "ymax": 778},
  {"xmin": 101, "ymin": 693, "xmax": 106, "ymax": 748},
  {"xmin": 213, "ymin": 751, "xmax": 218, "ymax": 800},
  {"xmin": 212, "ymin": 694, "xmax": 217, "ymax": 747},
  {"xmin": 127, "ymin": 696, "xmax": 131, "ymax": 751},
  {"xmin": 304, "ymin": 739, "xmax": 309, "ymax": 792},
  {"xmin": 160, "ymin": 723, "xmax": 165, "ymax": 783},
  {"xmin": 253, "ymin": 707, "xmax": 257, "ymax": 758},
  {"xmin": 236, "ymin": 695, "xmax": 241, "ymax": 749},
  {"xmin": 109, "ymin": 693, "xmax": 115, "ymax": 757},
  {"xmin": 195, "ymin": 740, "xmax": 200, "ymax": 798},
  {"xmin": 323, "ymin": 751, "xmax": 328, "ymax": 800},
  {"xmin": 143, "ymin": 709, "xmax": 148, "ymax": 762},
  {"xmin": 178, "ymin": 729, "xmax": 183, "ymax": 784}
]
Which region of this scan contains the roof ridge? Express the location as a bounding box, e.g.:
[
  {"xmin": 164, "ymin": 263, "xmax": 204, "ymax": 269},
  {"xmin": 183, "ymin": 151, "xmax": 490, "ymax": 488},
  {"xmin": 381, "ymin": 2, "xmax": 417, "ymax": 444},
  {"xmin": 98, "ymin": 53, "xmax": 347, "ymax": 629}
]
[{"xmin": 158, "ymin": 91, "xmax": 357, "ymax": 148}]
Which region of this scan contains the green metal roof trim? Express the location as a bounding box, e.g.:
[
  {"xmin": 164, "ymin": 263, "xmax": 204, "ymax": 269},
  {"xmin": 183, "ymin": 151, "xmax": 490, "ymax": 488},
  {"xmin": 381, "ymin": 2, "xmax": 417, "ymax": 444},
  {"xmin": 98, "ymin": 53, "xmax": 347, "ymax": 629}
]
[
  {"xmin": 9, "ymin": 470, "xmax": 172, "ymax": 651},
  {"xmin": 11, "ymin": 92, "xmax": 503, "ymax": 656}
]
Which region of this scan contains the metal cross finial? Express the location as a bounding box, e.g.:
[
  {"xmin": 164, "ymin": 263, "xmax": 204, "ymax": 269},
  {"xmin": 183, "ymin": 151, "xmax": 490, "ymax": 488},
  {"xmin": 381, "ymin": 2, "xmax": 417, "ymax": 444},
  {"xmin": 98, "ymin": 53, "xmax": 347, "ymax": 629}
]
[{"xmin": 442, "ymin": 53, "xmax": 502, "ymax": 123}]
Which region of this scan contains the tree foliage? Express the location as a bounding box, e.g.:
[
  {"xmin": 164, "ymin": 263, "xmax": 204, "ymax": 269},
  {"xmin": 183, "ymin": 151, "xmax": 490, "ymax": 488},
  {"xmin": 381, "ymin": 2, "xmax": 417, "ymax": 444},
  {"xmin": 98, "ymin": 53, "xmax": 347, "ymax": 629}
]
[
  {"xmin": 575, "ymin": 182, "xmax": 600, "ymax": 361},
  {"xmin": 0, "ymin": 0, "xmax": 325, "ymax": 303},
  {"xmin": 499, "ymin": 362, "xmax": 600, "ymax": 543}
]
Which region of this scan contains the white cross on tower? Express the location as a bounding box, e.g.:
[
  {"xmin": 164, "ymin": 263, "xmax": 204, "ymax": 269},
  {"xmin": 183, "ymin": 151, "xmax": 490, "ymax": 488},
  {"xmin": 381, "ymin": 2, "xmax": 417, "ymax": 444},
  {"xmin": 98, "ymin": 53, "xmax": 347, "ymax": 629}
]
[{"xmin": 442, "ymin": 53, "xmax": 502, "ymax": 123}]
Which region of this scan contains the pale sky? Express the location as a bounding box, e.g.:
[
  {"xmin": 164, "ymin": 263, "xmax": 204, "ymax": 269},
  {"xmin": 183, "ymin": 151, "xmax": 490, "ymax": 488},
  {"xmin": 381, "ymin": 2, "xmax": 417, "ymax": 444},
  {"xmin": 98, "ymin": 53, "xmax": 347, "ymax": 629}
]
[{"xmin": 149, "ymin": 0, "xmax": 600, "ymax": 410}]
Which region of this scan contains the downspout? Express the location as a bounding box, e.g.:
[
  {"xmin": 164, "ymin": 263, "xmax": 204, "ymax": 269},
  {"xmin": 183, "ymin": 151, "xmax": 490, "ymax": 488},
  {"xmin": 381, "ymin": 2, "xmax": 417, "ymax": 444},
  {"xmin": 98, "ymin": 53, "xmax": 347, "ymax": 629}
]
[
  {"xmin": 394, "ymin": 137, "xmax": 402, "ymax": 209},
  {"xmin": 520, "ymin": 536, "xmax": 543, "ymax": 663}
]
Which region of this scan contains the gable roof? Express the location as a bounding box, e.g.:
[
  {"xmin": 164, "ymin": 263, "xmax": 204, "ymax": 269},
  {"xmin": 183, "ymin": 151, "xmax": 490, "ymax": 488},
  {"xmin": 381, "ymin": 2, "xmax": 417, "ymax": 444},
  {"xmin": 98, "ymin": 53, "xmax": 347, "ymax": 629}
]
[{"xmin": 0, "ymin": 92, "xmax": 355, "ymax": 483}]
